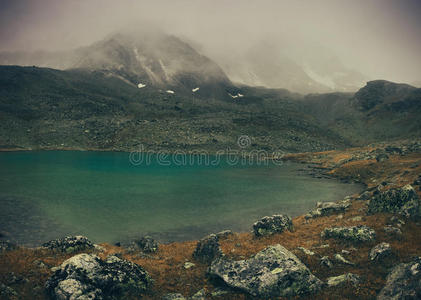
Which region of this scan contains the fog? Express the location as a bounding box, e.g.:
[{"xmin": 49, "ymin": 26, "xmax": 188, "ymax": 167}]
[{"xmin": 1, "ymin": 0, "xmax": 420, "ymax": 86}]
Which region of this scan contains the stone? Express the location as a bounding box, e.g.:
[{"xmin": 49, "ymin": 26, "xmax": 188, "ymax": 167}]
[
  {"xmin": 367, "ymin": 184, "xmax": 421, "ymax": 219},
  {"xmin": 183, "ymin": 262, "xmax": 195, "ymax": 269},
  {"xmin": 305, "ymin": 199, "xmax": 351, "ymax": 219},
  {"xmin": 376, "ymin": 153, "xmax": 389, "ymax": 162},
  {"xmin": 162, "ymin": 293, "xmax": 186, "ymax": 300},
  {"xmin": 370, "ymin": 243, "xmax": 392, "ymax": 261},
  {"xmin": 133, "ymin": 236, "xmax": 159, "ymax": 253},
  {"xmin": 190, "ymin": 289, "xmax": 206, "ymax": 300},
  {"xmin": 384, "ymin": 225, "xmax": 402, "ymax": 236},
  {"xmin": 377, "ymin": 257, "xmax": 421, "ymax": 299},
  {"xmin": 320, "ymin": 256, "xmax": 333, "ymax": 268},
  {"xmin": 297, "ymin": 247, "xmax": 315, "ymax": 256},
  {"xmin": 42, "ymin": 236, "xmax": 94, "ymax": 253},
  {"xmin": 334, "ymin": 254, "xmax": 354, "ymax": 265},
  {"xmin": 358, "ymin": 191, "xmax": 372, "ymax": 201},
  {"xmin": 0, "ymin": 240, "xmax": 17, "ymax": 253},
  {"xmin": 46, "ymin": 253, "xmax": 152, "ymax": 300},
  {"xmin": 350, "ymin": 216, "xmax": 363, "ymax": 222},
  {"xmin": 321, "ymin": 225, "xmax": 376, "ymax": 243},
  {"xmin": 327, "ymin": 273, "xmax": 360, "ymax": 287},
  {"xmin": 192, "ymin": 234, "xmax": 222, "ymax": 264},
  {"xmin": 0, "ymin": 283, "xmax": 18, "ymax": 298},
  {"xmin": 252, "ymin": 214, "xmax": 293, "ymax": 236},
  {"xmin": 209, "ymin": 244, "xmax": 323, "ymax": 297},
  {"xmin": 216, "ymin": 230, "xmax": 233, "ymax": 239},
  {"xmin": 210, "ymin": 288, "xmax": 228, "ymax": 297}
]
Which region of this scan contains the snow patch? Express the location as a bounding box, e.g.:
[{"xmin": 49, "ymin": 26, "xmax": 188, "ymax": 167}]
[
  {"xmin": 192, "ymin": 87, "xmax": 200, "ymax": 92},
  {"xmin": 228, "ymin": 92, "xmax": 244, "ymax": 99}
]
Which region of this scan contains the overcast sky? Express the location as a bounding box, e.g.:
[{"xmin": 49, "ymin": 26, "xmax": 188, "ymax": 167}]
[{"xmin": 0, "ymin": 0, "xmax": 420, "ymax": 83}]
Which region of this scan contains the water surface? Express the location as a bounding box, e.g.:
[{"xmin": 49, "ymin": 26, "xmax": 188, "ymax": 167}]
[{"xmin": 0, "ymin": 151, "xmax": 362, "ymax": 245}]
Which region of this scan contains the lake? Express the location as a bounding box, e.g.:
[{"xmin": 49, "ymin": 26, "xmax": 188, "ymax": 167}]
[{"xmin": 0, "ymin": 151, "xmax": 362, "ymax": 246}]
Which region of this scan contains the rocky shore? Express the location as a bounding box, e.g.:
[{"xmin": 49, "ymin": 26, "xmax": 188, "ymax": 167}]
[{"xmin": 1, "ymin": 141, "xmax": 421, "ymax": 299}]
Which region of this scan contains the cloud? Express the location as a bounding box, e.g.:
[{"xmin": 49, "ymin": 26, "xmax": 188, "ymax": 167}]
[{"xmin": 0, "ymin": 0, "xmax": 420, "ymax": 83}]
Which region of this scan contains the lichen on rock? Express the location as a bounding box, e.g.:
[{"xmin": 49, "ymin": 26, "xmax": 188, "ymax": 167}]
[
  {"xmin": 252, "ymin": 214, "xmax": 293, "ymax": 236},
  {"xmin": 42, "ymin": 236, "xmax": 94, "ymax": 253},
  {"xmin": 45, "ymin": 253, "xmax": 152, "ymax": 300},
  {"xmin": 321, "ymin": 225, "xmax": 376, "ymax": 243},
  {"xmin": 368, "ymin": 184, "xmax": 421, "ymax": 219},
  {"xmin": 209, "ymin": 244, "xmax": 323, "ymax": 297}
]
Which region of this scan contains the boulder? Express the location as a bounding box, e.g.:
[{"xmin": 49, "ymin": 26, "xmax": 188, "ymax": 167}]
[
  {"xmin": 192, "ymin": 234, "xmax": 222, "ymax": 264},
  {"xmin": 42, "ymin": 236, "xmax": 94, "ymax": 253},
  {"xmin": 321, "ymin": 225, "xmax": 376, "ymax": 243},
  {"xmin": 46, "ymin": 253, "xmax": 152, "ymax": 300},
  {"xmin": 367, "ymin": 184, "xmax": 421, "ymax": 219},
  {"xmin": 376, "ymin": 153, "xmax": 389, "ymax": 162},
  {"xmin": 320, "ymin": 256, "xmax": 333, "ymax": 268},
  {"xmin": 216, "ymin": 230, "xmax": 233, "ymax": 239},
  {"xmin": 252, "ymin": 214, "xmax": 293, "ymax": 236},
  {"xmin": 132, "ymin": 236, "xmax": 159, "ymax": 253},
  {"xmin": 0, "ymin": 240, "xmax": 17, "ymax": 253},
  {"xmin": 327, "ymin": 273, "xmax": 360, "ymax": 287},
  {"xmin": 377, "ymin": 257, "xmax": 421, "ymax": 299},
  {"xmin": 0, "ymin": 283, "xmax": 18, "ymax": 298},
  {"xmin": 334, "ymin": 253, "xmax": 354, "ymax": 265},
  {"xmin": 162, "ymin": 293, "xmax": 186, "ymax": 300},
  {"xmin": 369, "ymin": 243, "xmax": 392, "ymax": 261},
  {"xmin": 209, "ymin": 244, "xmax": 323, "ymax": 297},
  {"xmin": 297, "ymin": 247, "xmax": 315, "ymax": 256},
  {"xmin": 305, "ymin": 199, "xmax": 351, "ymax": 219},
  {"xmin": 358, "ymin": 191, "xmax": 372, "ymax": 201},
  {"xmin": 384, "ymin": 225, "xmax": 402, "ymax": 236}
]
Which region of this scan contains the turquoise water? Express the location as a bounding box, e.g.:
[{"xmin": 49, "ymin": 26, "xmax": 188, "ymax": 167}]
[{"xmin": 0, "ymin": 151, "xmax": 362, "ymax": 246}]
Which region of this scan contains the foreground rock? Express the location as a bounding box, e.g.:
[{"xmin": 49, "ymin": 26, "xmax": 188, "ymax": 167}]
[
  {"xmin": 377, "ymin": 257, "xmax": 421, "ymax": 300},
  {"xmin": 368, "ymin": 184, "xmax": 421, "ymax": 219},
  {"xmin": 305, "ymin": 199, "xmax": 351, "ymax": 219},
  {"xmin": 46, "ymin": 253, "xmax": 151, "ymax": 299},
  {"xmin": 321, "ymin": 225, "xmax": 376, "ymax": 243},
  {"xmin": 0, "ymin": 240, "xmax": 18, "ymax": 253},
  {"xmin": 42, "ymin": 236, "xmax": 94, "ymax": 253},
  {"xmin": 209, "ymin": 244, "xmax": 323, "ymax": 297},
  {"xmin": 369, "ymin": 243, "xmax": 392, "ymax": 262},
  {"xmin": 193, "ymin": 234, "xmax": 222, "ymax": 264},
  {"xmin": 252, "ymin": 214, "xmax": 293, "ymax": 236},
  {"xmin": 131, "ymin": 236, "xmax": 159, "ymax": 253},
  {"xmin": 327, "ymin": 273, "xmax": 360, "ymax": 287}
]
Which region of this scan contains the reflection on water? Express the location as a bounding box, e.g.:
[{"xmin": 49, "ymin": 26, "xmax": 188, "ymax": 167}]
[{"xmin": 0, "ymin": 151, "xmax": 362, "ymax": 246}]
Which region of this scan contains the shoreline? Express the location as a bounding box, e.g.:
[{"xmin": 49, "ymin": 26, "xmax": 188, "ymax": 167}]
[{"xmin": 1, "ymin": 142, "xmax": 420, "ymax": 299}]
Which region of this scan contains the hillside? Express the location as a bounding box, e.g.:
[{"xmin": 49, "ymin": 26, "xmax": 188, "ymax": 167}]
[{"xmin": 0, "ymin": 65, "xmax": 346, "ymax": 153}]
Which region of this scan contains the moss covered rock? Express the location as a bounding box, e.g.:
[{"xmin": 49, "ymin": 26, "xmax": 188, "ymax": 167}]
[
  {"xmin": 252, "ymin": 214, "xmax": 293, "ymax": 236},
  {"xmin": 46, "ymin": 253, "xmax": 152, "ymax": 299},
  {"xmin": 42, "ymin": 236, "xmax": 94, "ymax": 253},
  {"xmin": 209, "ymin": 244, "xmax": 323, "ymax": 297},
  {"xmin": 368, "ymin": 184, "xmax": 421, "ymax": 219},
  {"xmin": 321, "ymin": 225, "xmax": 376, "ymax": 243}
]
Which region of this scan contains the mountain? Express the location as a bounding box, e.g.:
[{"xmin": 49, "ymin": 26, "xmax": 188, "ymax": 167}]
[
  {"xmin": 0, "ymin": 31, "xmax": 237, "ymax": 100},
  {"xmin": 0, "ymin": 65, "xmax": 347, "ymax": 152},
  {"xmin": 353, "ymin": 80, "xmax": 418, "ymax": 111},
  {"xmin": 214, "ymin": 40, "xmax": 367, "ymax": 94},
  {"xmin": 300, "ymin": 80, "xmax": 421, "ymax": 143}
]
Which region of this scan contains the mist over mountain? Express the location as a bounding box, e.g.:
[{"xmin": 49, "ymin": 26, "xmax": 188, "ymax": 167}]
[
  {"xmin": 0, "ymin": 29, "xmax": 366, "ymax": 94},
  {"xmin": 213, "ymin": 39, "xmax": 367, "ymax": 94},
  {"xmin": 0, "ymin": 31, "xmax": 237, "ymax": 99}
]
